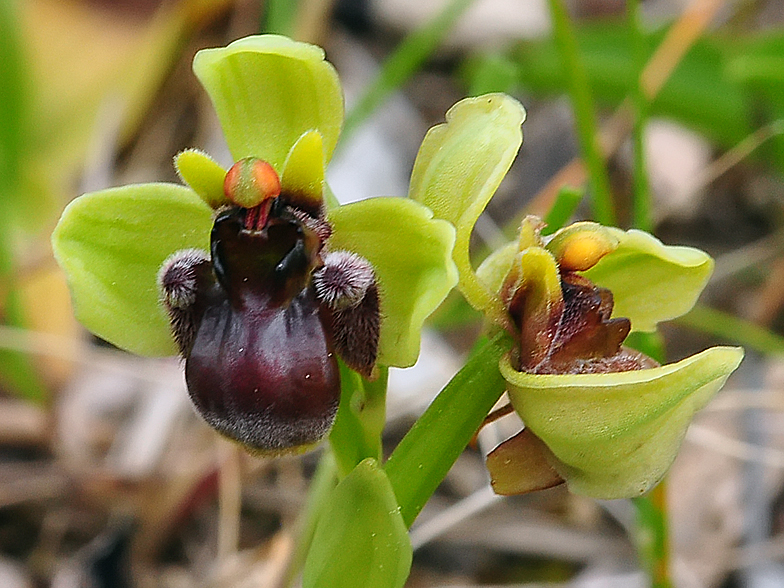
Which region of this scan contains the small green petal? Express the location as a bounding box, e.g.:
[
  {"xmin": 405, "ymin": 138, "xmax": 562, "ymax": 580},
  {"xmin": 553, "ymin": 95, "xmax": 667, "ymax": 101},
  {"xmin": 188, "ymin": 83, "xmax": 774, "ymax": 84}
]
[
  {"xmin": 409, "ymin": 93, "xmax": 525, "ymax": 320},
  {"xmin": 303, "ymin": 458, "xmax": 412, "ymax": 588},
  {"xmin": 501, "ymin": 346, "xmax": 744, "ymax": 498},
  {"xmin": 193, "ymin": 35, "xmax": 343, "ymax": 169},
  {"xmin": 52, "ymin": 184, "xmax": 212, "ymax": 356},
  {"xmin": 328, "ymin": 198, "xmax": 458, "ymax": 368},
  {"xmin": 512, "ymin": 247, "xmax": 564, "ymax": 369},
  {"xmin": 281, "ymin": 130, "xmax": 325, "ymax": 208},
  {"xmin": 476, "ymin": 241, "xmax": 517, "ymax": 296},
  {"xmin": 174, "ymin": 149, "xmax": 228, "ymax": 208},
  {"xmin": 583, "ymin": 229, "xmax": 714, "ymax": 332}
]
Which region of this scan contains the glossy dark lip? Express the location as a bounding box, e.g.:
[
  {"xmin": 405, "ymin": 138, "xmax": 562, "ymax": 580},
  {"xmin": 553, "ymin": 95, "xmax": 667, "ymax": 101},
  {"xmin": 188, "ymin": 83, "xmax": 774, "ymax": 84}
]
[{"xmin": 159, "ymin": 165, "xmax": 380, "ymax": 452}]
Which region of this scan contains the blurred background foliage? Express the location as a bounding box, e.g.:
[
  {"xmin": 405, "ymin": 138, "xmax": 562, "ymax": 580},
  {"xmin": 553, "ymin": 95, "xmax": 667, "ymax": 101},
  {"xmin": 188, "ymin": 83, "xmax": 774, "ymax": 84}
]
[{"xmin": 2, "ymin": 0, "xmax": 784, "ymax": 587}]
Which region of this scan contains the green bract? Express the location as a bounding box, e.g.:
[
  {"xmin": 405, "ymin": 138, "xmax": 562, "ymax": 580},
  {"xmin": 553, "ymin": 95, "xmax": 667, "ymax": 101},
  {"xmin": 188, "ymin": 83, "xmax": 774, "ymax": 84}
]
[
  {"xmin": 500, "ymin": 347, "xmax": 743, "ymax": 498},
  {"xmin": 51, "ymin": 35, "xmax": 457, "ymax": 368},
  {"xmin": 303, "ymin": 459, "xmax": 412, "ymax": 588}
]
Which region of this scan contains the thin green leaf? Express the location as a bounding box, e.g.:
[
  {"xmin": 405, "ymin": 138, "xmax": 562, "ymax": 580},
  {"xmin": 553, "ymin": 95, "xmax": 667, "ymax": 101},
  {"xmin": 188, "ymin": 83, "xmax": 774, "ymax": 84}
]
[
  {"xmin": 541, "ymin": 186, "xmax": 583, "ymax": 235},
  {"xmin": 0, "ymin": 0, "xmax": 26, "ymax": 197},
  {"xmin": 629, "ymin": 0, "xmax": 653, "ymax": 232},
  {"xmin": 341, "ymin": 0, "xmax": 475, "ymax": 143},
  {"xmin": 463, "ymin": 52, "xmax": 518, "ymax": 97},
  {"xmin": 262, "ymin": 0, "xmax": 299, "ymax": 36},
  {"xmin": 0, "ymin": 0, "xmax": 44, "ymax": 401},
  {"xmin": 547, "ymin": 0, "xmax": 614, "ymax": 225},
  {"xmin": 511, "ymin": 24, "xmax": 751, "ymax": 148},
  {"xmin": 676, "ymin": 304, "xmax": 784, "ymax": 356},
  {"xmin": 0, "ymin": 289, "xmax": 46, "ymax": 402}
]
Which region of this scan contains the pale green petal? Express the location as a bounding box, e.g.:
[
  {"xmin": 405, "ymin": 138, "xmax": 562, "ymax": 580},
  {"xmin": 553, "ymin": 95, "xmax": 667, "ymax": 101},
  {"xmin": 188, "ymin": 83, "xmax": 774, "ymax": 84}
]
[
  {"xmin": 303, "ymin": 458, "xmax": 412, "ymax": 588},
  {"xmin": 409, "ymin": 93, "xmax": 525, "ymax": 322},
  {"xmin": 501, "ymin": 347, "xmax": 744, "ymax": 498},
  {"xmin": 174, "ymin": 148, "xmax": 228, "ymax": 208},
  {"xmin": 280, "ymin": 130, "xmax": 325, "ymax": 208},
  {"xmin": 52, "ymin": 184, "xmax": 212, "ymax": 356},
  {"xmin": 583, "ymin": 229, "xmax": 714, "ymax": 332},
  {"xmin": 193, "ymin": 35, "xmax": 343, "ymax": 169},
  {"xmin": 328, "ymin": 198, "xmax": 457, "ymax": 367},
  {"xmin": 476, "ymin": 241, "xmax": 516, "ymax": 296}
]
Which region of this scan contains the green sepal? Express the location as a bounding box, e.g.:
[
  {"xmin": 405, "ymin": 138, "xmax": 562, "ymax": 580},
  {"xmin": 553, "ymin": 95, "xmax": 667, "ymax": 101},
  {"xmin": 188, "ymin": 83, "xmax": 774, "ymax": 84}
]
[
  {"xmin": 583, "ymin": 228, "xmax": 714, "ymax": 332},
  {"xmin": 327, "ymin": 198, "xmax": 458, "ymax": 368},
  {"xmin": 51, "ymin": 183, "xmax": 212, "ymax": 356},
  {"xmin": 192, "ymin": 35, "xmax": 343, "ymax": 170},
  {"xmin": 303, "ymin": 458, "xmax": 412, "ymax": 588},
  {"xmin": 174, "ymin": 148, "xmax": 228, "ymax": 208},
  {"xmin": 408, "ymin": 93, "xmax": 525, "ymax": 322},
  {"xmin": 501, "ymin": 346, "xmax": 744, "ymax": 498}
]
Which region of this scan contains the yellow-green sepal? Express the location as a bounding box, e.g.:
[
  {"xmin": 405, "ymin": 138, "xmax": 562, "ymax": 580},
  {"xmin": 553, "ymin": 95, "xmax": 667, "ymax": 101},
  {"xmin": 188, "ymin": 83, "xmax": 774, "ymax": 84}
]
[
  {"xmin": 408, "ymin": 93, "xmax": 525, "ymax": 323},
  {"xmin": 584, "ymin": 229, "xmax": 714, "ymax": 332},
  {"xmin": 193, "ymin": 35, "xmax": 343, "ymax": 169},
  {"xmin": 328, "ymin": 198, "xmax": 457, "ymax": 368},
  {"xmin": 510, "ymin": 247, "xmax": 564, "ymax": 369},
  {"xmin": 500, "ymin": 346, "xmax": 744, "ymax": 498},
  {"xmin": 51, "ymin": 184, "xmax": 212, "ymax": 356},
  {"xmin": 479, "ymin": 226, "xmax": 715, "ymax": 334}
]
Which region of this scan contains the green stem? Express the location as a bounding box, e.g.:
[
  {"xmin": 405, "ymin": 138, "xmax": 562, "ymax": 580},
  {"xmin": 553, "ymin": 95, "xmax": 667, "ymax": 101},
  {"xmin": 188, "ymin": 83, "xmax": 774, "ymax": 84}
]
[
  {"xmin": 280, "ymin": 451, "xmax": 338, "ymax": 588},
  {"xmin": 262, "ymin": 0, "xmax": 299, "ymax": 36},
  {"xmin": 384, "ymin": 332, "xmax": 512, "ymax": 527},
  {"xmin": 547, "ymin": 0, "xmax": 615, "ymax": 225},
  {"xmin": 340, "ymin": 0, "xmax": 475, "ymax": 144},
  {"xmin": 329, "ymin": 362, "xmax": 389, "ymax": 477},
  {"xmin": 632, "ymin": 483, "xmax": 673, "ymax": 588}
]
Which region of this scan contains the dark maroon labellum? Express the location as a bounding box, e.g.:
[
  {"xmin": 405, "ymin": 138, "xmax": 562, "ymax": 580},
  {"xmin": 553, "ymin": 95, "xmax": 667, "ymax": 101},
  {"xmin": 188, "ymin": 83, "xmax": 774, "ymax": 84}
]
[
  {"xmin": 160, "ymin": 159, "xmax": 381, "ymax": 454},
  {"xmin": 162, "ymin": 204, "xmax": 340, "ymax": 454}
]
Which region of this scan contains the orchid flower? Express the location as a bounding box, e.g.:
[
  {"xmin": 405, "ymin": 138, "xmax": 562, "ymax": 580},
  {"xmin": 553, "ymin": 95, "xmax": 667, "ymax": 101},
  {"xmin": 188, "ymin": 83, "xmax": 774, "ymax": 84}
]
[{"xmin": 52, "ymin": 35, "xmax": 457, "ymax": 455}]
